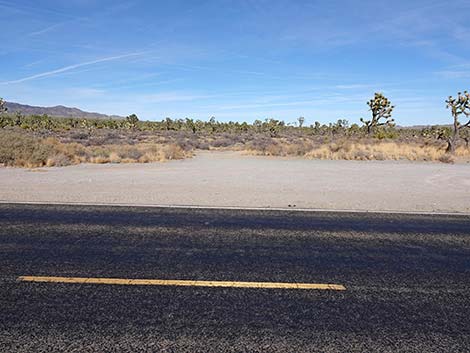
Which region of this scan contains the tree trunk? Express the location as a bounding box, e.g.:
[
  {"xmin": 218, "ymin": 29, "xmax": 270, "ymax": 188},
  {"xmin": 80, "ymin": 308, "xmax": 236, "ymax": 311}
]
[
  {"xmin": 447, "ymin": 113, "xmax": 459, "ymax": 154},
  {"xmin": 446, "ymin": 139, "xmax": 455, "ymax": 153}
]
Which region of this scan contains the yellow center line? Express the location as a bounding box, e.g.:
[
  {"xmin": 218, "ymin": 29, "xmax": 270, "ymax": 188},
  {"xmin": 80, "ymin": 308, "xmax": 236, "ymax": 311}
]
[{"xmin": 17, "ymin": 276, "xmax": 346, "ymax": 291}]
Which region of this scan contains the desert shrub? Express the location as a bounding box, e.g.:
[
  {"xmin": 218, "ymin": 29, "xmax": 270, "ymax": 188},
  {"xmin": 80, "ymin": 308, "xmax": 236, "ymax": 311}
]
[
  {"xmin": 263, "ymin": 142, "xmax": 283, "ymax": 155},
  {"xmin": 69, "ymin": 131, "xmax": 90, "ymax": 140},
  {"xmin": 89, "ymin": 146, "xmax": 111, "ymax": 158},
  {"xmin": 46, "ymin": 153, "xmax": 72, "ymax": 167},
  {"xmin": 119, "ymin": 147, "xmax": 143, "ymax": 160},
  {"xmin": 195, "ymin": 141, "xmax": 210, "ymax": 150},
  {"xmin": 438, "ymin": 154, "xmax": 454, "ymax": 164},
  {"xmin": 210, "ymin": 137, "xmax": 235, "ymax": 148},
  {"xmin": 175, "ymin": 137, "xmax": 197, "ymax": 151},
  {"xmin": 374, "ymin": 128, "xmax": 399, "ymax": 140},
  {"xmin": 161, "ymin": 144, "xmax": 186, "ymax": 160},
  {"xmin": 88, "ymin": 132, "xmax": 122, "ymax": 146},
  {"xmin": 352, "ymin": 150, "xmax": 369, "ymax": 160},
  {"xmin": 329, "ymin": 143, "xmax": 342, "ymax": 153},
  {"xmin": 248, "ymin": 136, "xmax": 277, "ymax": 154},
  {"xmin": 284, "ymin": 142, "xmax": 313, "ymax": 156}
]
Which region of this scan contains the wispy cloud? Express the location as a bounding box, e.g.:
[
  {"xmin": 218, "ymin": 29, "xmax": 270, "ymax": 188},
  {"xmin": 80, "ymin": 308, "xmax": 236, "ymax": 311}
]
[
  {"xmin": 434, "ymin": 62, "xmax": 470, "ymax": 79},
  {"xmin": 143, "ymin": 92, "xmax": 215, "ymax": 103},
  {"xmin": 0, "ymin": 52, "xmax": 145, "ymax": 85},
  {"xmin": 28, "ymin": 22, "xmax": 64, "ymax": 37},
  {"xmin": 435, "ymin": 70, "xmax": 470, "ymax": 79},
  {"xmin": 335, "ymin": 84, "xmax": 373, "ymax": 90},
  {"xmin": 0, "ymin": 0, "xmax": 74, "ymax": 18}
]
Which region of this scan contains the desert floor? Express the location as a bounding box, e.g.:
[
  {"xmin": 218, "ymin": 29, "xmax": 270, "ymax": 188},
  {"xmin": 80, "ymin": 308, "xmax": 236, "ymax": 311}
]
[{"xmin": 1, "ymin": 151, "xmax": 469, "ymax": 213}]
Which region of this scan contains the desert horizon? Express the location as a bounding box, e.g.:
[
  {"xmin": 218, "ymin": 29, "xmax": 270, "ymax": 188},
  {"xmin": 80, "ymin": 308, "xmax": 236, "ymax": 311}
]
[{"xmin": 1, "ymin": 1, "xmax": 470, "ymax": 352}]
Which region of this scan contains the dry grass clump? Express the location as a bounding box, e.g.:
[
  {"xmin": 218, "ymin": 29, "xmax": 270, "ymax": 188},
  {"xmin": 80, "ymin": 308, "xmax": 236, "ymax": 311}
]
[{"xmin": 454, "ymin": 146, "xmax": 470, "ymax": 158}]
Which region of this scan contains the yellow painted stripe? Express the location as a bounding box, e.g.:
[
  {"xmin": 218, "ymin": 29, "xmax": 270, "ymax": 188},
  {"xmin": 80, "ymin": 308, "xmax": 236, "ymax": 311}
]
[{"xmin": 18, "ymin": 276, "xmax": 346, "ymax": 291}]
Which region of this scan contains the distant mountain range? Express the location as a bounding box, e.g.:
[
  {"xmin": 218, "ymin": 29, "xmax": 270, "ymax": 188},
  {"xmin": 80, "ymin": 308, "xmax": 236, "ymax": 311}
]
[{"xmin": 5, "ymin": 102, "xmax": 123, "ymax": 120}]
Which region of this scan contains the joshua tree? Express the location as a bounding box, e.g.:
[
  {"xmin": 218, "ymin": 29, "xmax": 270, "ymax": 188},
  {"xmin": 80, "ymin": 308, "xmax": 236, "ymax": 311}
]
[
  {"xmin": 185, "ymin": 118, "xmax": 197, "ymax": 133},
  {"xmin": 0, "ymin": 97, "xmax": 7, "ymax": 114},
  {"xmin": 422, "ymin": 125, "xmax": 452, "ymax": 142},
  {"xmin": 445, "ymin": 91, "xmax": 470, "ymax": 153},
  {"xmin": 461, "ymin": 128, "xmax": 470, "ymax": 148},
  {"xmin": 164, "ymin": 117, "xmax": 174, "ymax": 130},
  {"xmin": 360, "ymin": 93, "xmax": 395, "ymax": 135},
  {"xmin": 297, "ymin": 116, "xmax": 305, "ymax": 128},
  {"xmin": 331, "ymin": 119, "xmax": 349, "ymax": 135},
  {"xmin": 125, "ymin": 114, "xmax": 139, "ymax": 129},
  {"xmin": 265, "ymin": 118, "xmax": 284, "ymax": 137},
  {"xmin": 208, "ymin": 116, "xmax": 218, "ymax": 133}
]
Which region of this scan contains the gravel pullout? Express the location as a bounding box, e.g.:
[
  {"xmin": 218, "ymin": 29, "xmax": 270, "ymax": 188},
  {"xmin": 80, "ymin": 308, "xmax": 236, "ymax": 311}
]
[{"xmin": 0, "ymin": 151, "xmax": 469, "ymax": 213}]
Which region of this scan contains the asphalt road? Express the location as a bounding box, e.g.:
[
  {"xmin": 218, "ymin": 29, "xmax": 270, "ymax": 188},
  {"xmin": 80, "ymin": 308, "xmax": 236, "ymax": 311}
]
[{"xmin": 0, "ymin": 203, "xmax": 469, "ymax": 352}]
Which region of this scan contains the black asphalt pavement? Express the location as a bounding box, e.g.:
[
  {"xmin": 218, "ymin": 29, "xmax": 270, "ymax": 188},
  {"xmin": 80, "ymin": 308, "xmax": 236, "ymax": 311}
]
[{"xmin": 0, "ymin": 203, "xmax": 469, "ymax": 352}]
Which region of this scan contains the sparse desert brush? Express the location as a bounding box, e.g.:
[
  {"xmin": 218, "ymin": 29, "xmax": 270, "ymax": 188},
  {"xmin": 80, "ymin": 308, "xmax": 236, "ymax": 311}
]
[
  {"xmin": 2, "ymin": 124, "xmax": 469, "ymax": 167},
  {"xmin": 245, "ymin": 136, "xmax": 469, "ymax": 163},
  {"xmin": 278, "ymin": 139, "xmax": 314, "ymax": 156},
  {"xmin": 210, "ymin": 137, "xmax": 235, "ymax": 148},
  {"xmin": 247, "ymin": 140, "xmax": 311, "ymax": 157},
  {"xmin": 118, "ymin": 146, "xmax": 143, "ymax": 160},
  {"xmin": 161, "ymin": 144, "xmax": 188, "ymax": 160},
  {"xmin": 46, "ymin": 153, "xmax": 72, "ymax": 167},
  {"xmin": 305, "ymin": 141, "xmax": 451, "ymax": 161},
  {"xmin": 438, "ymin": 154, "xmax": 455, "ymax": 164},
  {"xmin": 207, "ymin": 133, "xmax": 244, "ymax": 149},
  {"xmin": 82, "ymin": 143, "xmax": 190, "ymax": 164},
  {"xmin": 247, "ymin": 136, "xmax": 276, "ymax": 154},
  {"xmin": 108, "ymin": 152, "xmax": 121, "ymax": 163},
  {"xmin": 454, "ymin": 145, "xmax": 470, "ymax": 158},
  {"xmin": 0, "ymin": 130, "xmax": 56, "ymax": 167},
  {"xmin": 0, "ymin": 129, "xmax": 193, "ymax": 167}
]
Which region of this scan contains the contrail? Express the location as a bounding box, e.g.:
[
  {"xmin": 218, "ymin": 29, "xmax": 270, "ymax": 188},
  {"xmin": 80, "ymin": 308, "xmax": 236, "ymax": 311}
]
[
  {"xmin": 0, "ymin": 52, "xmax": 144, "ymax": 85},
  {"xmin": 28, "ymin": 22, "xmax": 64, "ymax": 37}
]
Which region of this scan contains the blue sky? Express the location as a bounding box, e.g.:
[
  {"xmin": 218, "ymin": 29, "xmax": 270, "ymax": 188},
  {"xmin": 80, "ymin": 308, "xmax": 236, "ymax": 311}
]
[{"xmin": 1, "ymin": 0, "xmax": 469, "ymax": 125}]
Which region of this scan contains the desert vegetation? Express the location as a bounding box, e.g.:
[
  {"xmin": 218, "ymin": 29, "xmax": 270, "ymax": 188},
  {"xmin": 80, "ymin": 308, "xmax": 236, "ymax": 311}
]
[
  {"xmin": 360, "ymin": 93, "xmax": 395, "ymax": 135},
  {"xmin": 445, "ymin": 91, "xmax": 470, "ymax": 153},
  {"xmin": 0, "ymin": 130, "xmax": 189, "ymax": 168},
  {"xmin": 0, "ymin": 92, "xmax": 469, "ymax": 167}
]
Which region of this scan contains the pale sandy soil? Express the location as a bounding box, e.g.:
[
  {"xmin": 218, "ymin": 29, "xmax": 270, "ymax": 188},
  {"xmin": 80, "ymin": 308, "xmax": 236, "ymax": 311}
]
[{"xmin": 0, "ymin": 151, "xmax": 469, "ymax": 213}]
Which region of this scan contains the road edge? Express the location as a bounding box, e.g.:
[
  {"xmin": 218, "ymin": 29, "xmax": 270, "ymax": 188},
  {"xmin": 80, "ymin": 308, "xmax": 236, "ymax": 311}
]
[{"xmin": 1, "ymin": 200, "xmax": 470, "ymax": 216}]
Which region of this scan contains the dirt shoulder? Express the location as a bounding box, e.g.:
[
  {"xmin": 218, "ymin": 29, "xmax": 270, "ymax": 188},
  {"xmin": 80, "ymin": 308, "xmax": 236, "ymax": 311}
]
[{"xmin": 0, "ymin": 151, "xmax": 469, "ymax": 213}]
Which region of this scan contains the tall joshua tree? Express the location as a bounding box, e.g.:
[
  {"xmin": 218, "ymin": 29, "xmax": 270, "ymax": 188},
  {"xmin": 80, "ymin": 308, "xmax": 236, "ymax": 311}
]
[
  {"xmin": 445, "ymin": 91, "xmax": 470, "ymax": 153},
  {"xmin": 0, "ymin": 97, "xmax": 7, "ymax": 114},
  {"xmin": 360, "ymin": 93, "xmax": 395, "ymax": 135}
]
